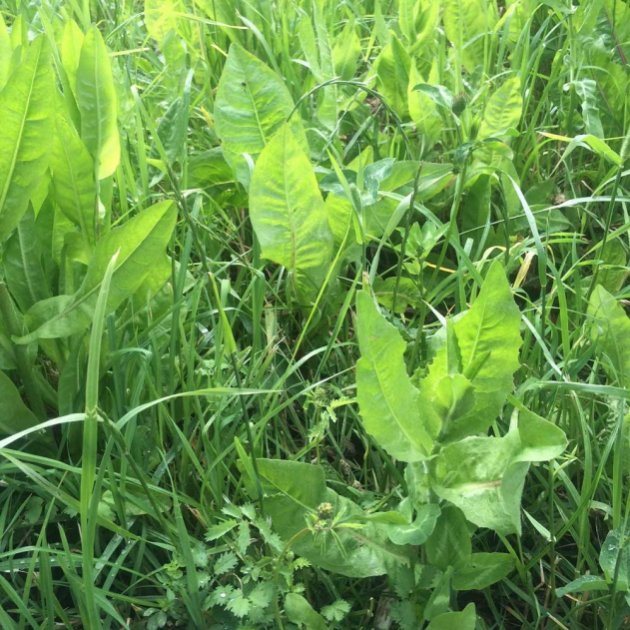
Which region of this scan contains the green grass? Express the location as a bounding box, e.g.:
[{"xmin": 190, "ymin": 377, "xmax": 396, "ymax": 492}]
[{"xmin": 0, "ymin": 0, "xmax": 628, "ymax": 628}]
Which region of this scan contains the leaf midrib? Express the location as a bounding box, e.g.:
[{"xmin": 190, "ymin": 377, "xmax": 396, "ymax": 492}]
[{"xmin": 0, "ymin": 41, "xmax": 42, "ymax": 213}]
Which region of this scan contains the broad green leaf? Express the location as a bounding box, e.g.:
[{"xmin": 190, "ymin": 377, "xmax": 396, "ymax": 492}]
[
  {"xmin": 399, "ymin": 0, "xmax": 440, "ymax": 53},
  {"xmin": 599, "ymin": 240, "xmax": 628, "ymax": 293},
  {"xmin": 599, "ymin": 528, "xmax": 630, "ymax": 590},
  {"xmin": 60, "ymin": 19, "xmax": 84, "ymax": 98},
  {"xmin": 556, "ymin": 575, "xmax": 610, "ymax": 598},
  {"xmin": 256, "ymin": 459, "xmax": 409, "ymax": 577},
  {"xmin": 0, "ymin": 17, "xmax": 11, "ymax": 90},
  {"xmin": 516, "ymin": 409, "xmax": 567, "ymax": 462},
  {"xmin": 297, "ymin": 9, "xmax": 336, "ymax": 130},
  {"xmin": 332, "ymin": 18, "xmax": 361, "ymax": 80},
  {"xmin": 588, "ymin": 285, "xmax": 630, "ymax": 387},
  {"xmin": 373, "ymin": 277, "xmax": 421, "ymax": 314},
  {"xmin": 284, "ymin": 593, "xmax": 327, "ymax": 630},
  {"xmin": 422, "ymin": 261, "xmax": 522, "ymax": 440},
  {"xmin": 432, "ymin": 373, "xmax": 476, "ymax": 428},
  {"xmin": 249, "ymin": 125, "xmax": 333, "ymax": 301},
  {"xmin": 498, "ymin": 0, "xmax": 538, "ymax": 45},
  {"xmin": 4, "ymin": 210, "xmax": 51, "ymax": 312},
  {"xmin": 19, "ymin": 201, "xmax": 177, "ymax": 342},
  {"xmin": 427, "ymin": 603, "xmax": 476, "ymax": 630},
  {"xmin": 373, "ymin": 32, "xmax": 410, "ymax": 118},
  {"xmin": 430, "ymin": 433, "xmax": 528, "ymax": 535},
  {"xmin": 386, "ymin": 504, "xmax": 441, "ymax": 545},
  {"xmin": 76, "ymin": 26, "xmax": 120, "ymax": 180},
  {"xmin": 325, "ymin": 193, "xmax": 359, "ymax": 249},
  {"xmin": 98, "ymin": 488, "xmax": 171, "ymax": 519},
  {"xmin": 0, "ymin": 37, "xmax": 54, "ymax": 242},
  {"xmin": 572, "ymin": 79, "xmax": 604, "ymax": 138},
  {"xmin": 453, "ymin": 552, "xmax": 515, "ymax": 590},
  {"xmin": 255, "ymin": 458, "xmax": 326, "ymax": 509},
  {"xmin": 50, "ymin": 109, "xmax": 96, "ymax": 242},
  {"xmin": 83, "ymin": 201, "xmax": 176, "ymax": 307},
  {"xmin": 0, "ymin": 370, "xmax": 39, "ymax": 434},
  {"xmin": 478, "ymin": 76, "xmax": 522, "ymax": 139},
  {"xmin": 214, "ymin": 44, "xmax": 306, "ymax": 187},
  {"xmin": 429, "ymin": 409, "xmax": 567, "ymax": 537},
  {"xmin": 425, "ymin": 505, "xmax": 471, "ymax": 570},
  {"xmin": 408, "ymin": 63, "xmax": 442, "ymax": 149},
  {"xmin": 356, "ymin": 290, "xmax": 439, "ymax": 461},
  {"xmin": 442, "ymin": 0, "xmax": 498, "ymax": 72},
  {"xmin": 9, "ymin": 15, "xmax": 27, "ymax": 49}
]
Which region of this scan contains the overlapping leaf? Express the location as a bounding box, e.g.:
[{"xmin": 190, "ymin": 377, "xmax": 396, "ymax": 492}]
[
  {"xmin": 0, "ymin": 37, "xmax": 54, "ymax": 242},
  {"xmin": 18, "ymin": 201, "xmax": 177, "ymax": 342},
  {"xmin": 356, "ymin": 290, "xmax": 439, "ymax": 461},
  {"xmin": 478, "ymin": 76, "xmax": 523, "ymax": 140},
  {"xmin": 254, "ymin": 458, "xmax": 409, "ymax": 578},
  {"xmin": 249, "ymin": 125, "xmax": 333, "ymax": 302},
  {"xmin": 214, "ymin": 44, "xmax": 306, "ymax": 187},
  {"xmin": 421, "ymin": 261, "xmax": 522, "ymax": 440},
  {"xmin": 588, "ymin": 285, "xmax": 630, "ymax": 387},
  {"xmin": 430, "ymin": 410, "xmax": 566, "ymax": 534},
  {"xmin": 76, "ymin": 26, "xmax": 120, "ymax": 180}
]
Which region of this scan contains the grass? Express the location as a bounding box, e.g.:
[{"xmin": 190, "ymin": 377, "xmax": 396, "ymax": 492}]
[{"xmin": 0, "ymin": 0, "xmax": 628, "ymax": 628}]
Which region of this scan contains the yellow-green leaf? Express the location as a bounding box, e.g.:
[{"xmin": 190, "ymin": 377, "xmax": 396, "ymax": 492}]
[
  {"xmin": 478, "ymin": 76, "xmax": 523, "ymax": 139},
  {"xmin": 356, "ymin": 290, "xmax": 439, "ymax": 461},
  {"xmin": 214, "ymin": 44, "xmax": 306, "ymax": 188},
  {"xmin": 588, "ymin": 285, "xmax": 630, "ymax": 388},
  {"xmin": 249, "ymin": 125, "xmax": 333, "ymax": 302},
  {"xmin": 76, "ymin": 26, "xmax": 120, "ymax": 180},
  {"xmin": 0, "ymin": 37, "xmax": 54, "ymax": 242}
]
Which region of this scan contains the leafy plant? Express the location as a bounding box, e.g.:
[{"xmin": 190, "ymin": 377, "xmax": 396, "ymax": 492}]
[{"xmin": 242, "ymin": 261, "xmax": 567, "ymax": 624}]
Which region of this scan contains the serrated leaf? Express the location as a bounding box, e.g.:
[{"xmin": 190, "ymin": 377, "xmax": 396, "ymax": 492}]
[
  {"xmin": 226, "ymin": 593, "xmax": 251, "ymax": 618},
  {"xmin": 76, "ymin": 26, "xmax": 120, "ymax": 180},
  {"xmin": 214, "ymin": 44, "xmax": 306, "ymax": 187},
  {"xmin": 205, "ymin": 519, "xmax": 238, "ymax": 542},
  {"xmin": 321, "ymin": 599, "xmax": 350, "ymax": 622},
  {"xmin": 479, "ymin": 76, "xmax": 523, "ymax": 139},
  {"xmin": 356, "ymin": 290, "xmax": 439, "ymax": 461},
  {"xmin": 0, "ymin": 36, "xmax": 54, "ymax": 242},
  {"xmin": 249, "ymin": 125, "xmax": 333, "ymax": 302},
  {"xmin": 213, "ymin": 552, "xmax": 238, "ymax": 575}
]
